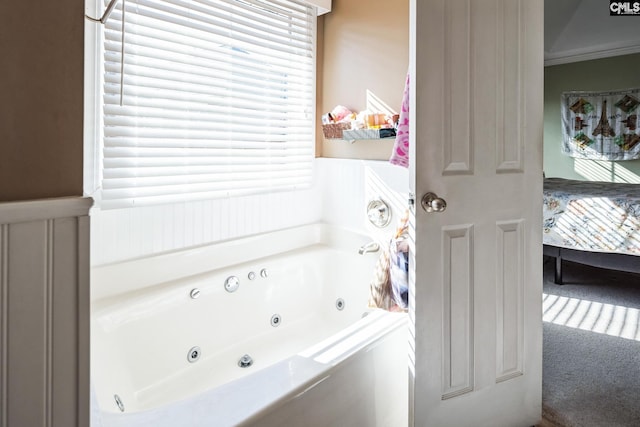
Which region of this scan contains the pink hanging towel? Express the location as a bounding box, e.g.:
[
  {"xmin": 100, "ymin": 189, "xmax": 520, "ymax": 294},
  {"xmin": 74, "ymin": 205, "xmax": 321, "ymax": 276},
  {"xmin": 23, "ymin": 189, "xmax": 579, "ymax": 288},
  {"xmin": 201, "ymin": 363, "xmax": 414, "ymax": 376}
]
[{"xmin": 389, "ymin": 72, "xmax": 410, "ymax": 168}]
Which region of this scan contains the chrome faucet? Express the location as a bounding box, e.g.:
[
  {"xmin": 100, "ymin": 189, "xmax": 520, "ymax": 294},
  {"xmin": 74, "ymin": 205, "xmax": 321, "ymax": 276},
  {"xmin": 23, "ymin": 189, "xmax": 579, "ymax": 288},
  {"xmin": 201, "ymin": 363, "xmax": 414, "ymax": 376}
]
[{"xmin": 358, "ymin": 241, "xmax": 380, "ymax": 255}]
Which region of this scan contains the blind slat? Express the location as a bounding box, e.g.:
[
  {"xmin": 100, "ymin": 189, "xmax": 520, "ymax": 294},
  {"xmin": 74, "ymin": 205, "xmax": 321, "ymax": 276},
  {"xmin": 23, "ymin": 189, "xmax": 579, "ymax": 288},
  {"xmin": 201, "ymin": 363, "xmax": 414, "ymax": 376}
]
[
  {"xmin": 107, "ymin": 2, "xmax": 313, "ymax": 58},
  {"xmin": 103, "ymin": 161, "xmax": 313, "ymax": 178},
  {"xmin": 103, "ymin": 169, "xmax": 313, "ymax": 189},
  {"xmin": 103, "ymin": 104, "xmax": 312, "ymax": 126},
  {"xmin": 103, "ymin": 70, "xmax": 313, "ymax": 104}
]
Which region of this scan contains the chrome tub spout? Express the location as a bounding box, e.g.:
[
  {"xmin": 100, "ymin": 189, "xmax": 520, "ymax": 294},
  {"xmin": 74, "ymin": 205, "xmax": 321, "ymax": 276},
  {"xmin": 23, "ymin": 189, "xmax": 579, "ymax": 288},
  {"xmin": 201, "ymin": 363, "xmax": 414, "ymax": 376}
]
[{"xmin": 358, "ymin": 241, "xmax": 380, "ymax": 255}]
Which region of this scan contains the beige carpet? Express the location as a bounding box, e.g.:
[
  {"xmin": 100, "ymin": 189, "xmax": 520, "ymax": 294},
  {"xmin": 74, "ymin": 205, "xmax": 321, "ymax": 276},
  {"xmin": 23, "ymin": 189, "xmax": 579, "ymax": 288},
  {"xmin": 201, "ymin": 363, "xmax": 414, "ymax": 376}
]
[{"xmin": 542, "ymin": 257, "xmax": 640, "ymax": 427}]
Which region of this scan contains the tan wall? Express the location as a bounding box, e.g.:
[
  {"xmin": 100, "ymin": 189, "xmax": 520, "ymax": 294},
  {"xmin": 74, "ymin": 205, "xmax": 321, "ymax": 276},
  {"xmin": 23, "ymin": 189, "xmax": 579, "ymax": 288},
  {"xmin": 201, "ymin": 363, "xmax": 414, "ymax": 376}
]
[
  {"xmin": 0, "ymin": 1, "xmax": 84, "ymax": 202},
  {"xmin": 318, "ymin": 0, "xmax": 409, "ymax": 159},
  {"xmin": 0, "ymin": 0, "xmax": 408, "ymax": 201}
]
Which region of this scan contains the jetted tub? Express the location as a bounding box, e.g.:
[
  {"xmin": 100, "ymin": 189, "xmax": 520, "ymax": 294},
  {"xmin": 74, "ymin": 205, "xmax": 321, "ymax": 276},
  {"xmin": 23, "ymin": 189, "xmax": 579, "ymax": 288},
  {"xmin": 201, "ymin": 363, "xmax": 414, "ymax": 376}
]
[{"xmin": 91, "ymin": 223, "xmax": 408, "ymax": 427}]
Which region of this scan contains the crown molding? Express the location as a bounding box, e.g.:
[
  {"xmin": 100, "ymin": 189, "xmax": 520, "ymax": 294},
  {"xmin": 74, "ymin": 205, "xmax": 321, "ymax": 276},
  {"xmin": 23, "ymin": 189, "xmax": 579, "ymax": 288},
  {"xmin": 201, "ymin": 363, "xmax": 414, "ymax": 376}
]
[{"xmin": 545, "ymin": 41, "xmax": 640, "ymax": 66}]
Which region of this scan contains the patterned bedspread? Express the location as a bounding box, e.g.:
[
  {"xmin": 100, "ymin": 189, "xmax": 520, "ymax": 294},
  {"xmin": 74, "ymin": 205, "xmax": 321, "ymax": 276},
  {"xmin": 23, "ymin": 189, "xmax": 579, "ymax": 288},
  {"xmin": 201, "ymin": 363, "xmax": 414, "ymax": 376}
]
[{"xmin": 543, "ymin": 178, "xmax": 640, "ymax": 255}]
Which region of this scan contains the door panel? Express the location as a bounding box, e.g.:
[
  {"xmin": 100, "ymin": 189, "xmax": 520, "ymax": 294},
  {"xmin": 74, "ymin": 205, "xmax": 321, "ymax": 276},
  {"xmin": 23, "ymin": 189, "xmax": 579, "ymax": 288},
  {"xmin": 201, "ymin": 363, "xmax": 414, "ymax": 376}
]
[
  {"xmin": 443, "ymin": 0, "xmax": 473, "ymax": 175},
  {"xmin": 409, "ymin": 0, "xmax": 543, "ymax": 425},
  {"xmin": 496, "ymin": 1, "xmax": 525, "ymax": 173},
  {"xmin": 495, "ymin": 219, "xmax": 525, "ymax": 382},
  {"xmin": 441, "ymin": 225, "xmax": 474, "ymax": 399}
]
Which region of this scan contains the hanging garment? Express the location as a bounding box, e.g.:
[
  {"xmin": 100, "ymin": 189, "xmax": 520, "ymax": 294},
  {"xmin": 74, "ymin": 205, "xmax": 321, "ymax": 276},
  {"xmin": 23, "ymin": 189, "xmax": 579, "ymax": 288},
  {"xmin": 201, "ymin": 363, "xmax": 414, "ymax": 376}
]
[{"xmin": 389, "ymin": 72, "xmax": 410, "ymax": 168}]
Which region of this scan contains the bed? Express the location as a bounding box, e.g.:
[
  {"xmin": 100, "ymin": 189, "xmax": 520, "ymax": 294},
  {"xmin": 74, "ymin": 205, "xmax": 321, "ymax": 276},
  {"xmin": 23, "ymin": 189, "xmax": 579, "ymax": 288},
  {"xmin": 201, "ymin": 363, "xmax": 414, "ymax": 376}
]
[{"xmin": 543, "ymin": 177, "xmax": 640, "ymax": 284}]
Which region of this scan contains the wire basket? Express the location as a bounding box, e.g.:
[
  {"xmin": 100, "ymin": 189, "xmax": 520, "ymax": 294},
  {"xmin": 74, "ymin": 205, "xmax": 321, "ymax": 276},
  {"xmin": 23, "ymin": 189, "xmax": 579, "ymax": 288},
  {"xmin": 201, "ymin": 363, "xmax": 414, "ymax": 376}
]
[{"xmin": 321, "ymin": 122, "xmax": 351, "ymax": 139}]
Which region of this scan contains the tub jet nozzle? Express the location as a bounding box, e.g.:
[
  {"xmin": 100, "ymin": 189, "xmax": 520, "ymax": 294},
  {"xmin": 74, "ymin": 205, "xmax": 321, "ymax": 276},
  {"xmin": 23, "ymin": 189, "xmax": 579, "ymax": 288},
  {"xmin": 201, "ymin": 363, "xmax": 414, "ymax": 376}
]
[{"xmin": 238, "ymin": 354, "xmax": 253, "ymax": 368}]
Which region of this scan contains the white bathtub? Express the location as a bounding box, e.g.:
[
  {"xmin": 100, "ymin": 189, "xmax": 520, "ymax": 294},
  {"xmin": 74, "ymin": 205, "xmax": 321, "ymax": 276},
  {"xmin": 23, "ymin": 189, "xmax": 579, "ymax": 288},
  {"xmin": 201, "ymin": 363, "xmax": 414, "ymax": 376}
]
[{"xmin": 91, "ymin": 223, "xmax": 408, "ymax": 427}]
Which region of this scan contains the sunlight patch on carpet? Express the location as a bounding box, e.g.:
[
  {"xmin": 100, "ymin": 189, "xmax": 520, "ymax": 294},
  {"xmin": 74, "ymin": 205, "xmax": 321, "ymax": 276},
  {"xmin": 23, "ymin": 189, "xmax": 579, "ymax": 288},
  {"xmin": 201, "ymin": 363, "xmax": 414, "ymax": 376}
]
[{"xmin": 543, "ymin": 293, "xmax": 640, "ymax": 341}]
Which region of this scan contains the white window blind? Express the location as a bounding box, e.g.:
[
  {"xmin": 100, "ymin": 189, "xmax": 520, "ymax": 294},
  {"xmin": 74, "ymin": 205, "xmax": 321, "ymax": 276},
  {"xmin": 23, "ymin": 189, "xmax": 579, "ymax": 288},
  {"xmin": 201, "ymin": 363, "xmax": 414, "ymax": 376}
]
[{"xmin": 100, "ymin": 0, "xmax": 315, "ymax": 208}]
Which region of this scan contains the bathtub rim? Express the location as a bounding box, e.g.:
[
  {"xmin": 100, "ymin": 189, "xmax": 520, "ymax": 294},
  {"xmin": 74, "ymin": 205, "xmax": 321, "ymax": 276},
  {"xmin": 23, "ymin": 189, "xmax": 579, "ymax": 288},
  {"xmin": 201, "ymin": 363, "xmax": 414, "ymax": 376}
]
[
  {"xmin": 96, "ymin": 309, "xmax": 408, "ymax": 427},
  {"xmin": 91, "ymin": 222, "xmax": 375, "ymax": 302},
  {"xmin": 235, "ymin": 310, "xmax": 408, "ymax": 427}
]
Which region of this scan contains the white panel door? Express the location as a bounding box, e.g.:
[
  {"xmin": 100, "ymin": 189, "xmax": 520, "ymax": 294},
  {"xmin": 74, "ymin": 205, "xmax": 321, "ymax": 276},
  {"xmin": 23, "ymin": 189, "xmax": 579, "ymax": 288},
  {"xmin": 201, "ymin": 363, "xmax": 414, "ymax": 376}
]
[{"xmin": 409, "ymin": 1, "xmax": 543, "ymax": 426}]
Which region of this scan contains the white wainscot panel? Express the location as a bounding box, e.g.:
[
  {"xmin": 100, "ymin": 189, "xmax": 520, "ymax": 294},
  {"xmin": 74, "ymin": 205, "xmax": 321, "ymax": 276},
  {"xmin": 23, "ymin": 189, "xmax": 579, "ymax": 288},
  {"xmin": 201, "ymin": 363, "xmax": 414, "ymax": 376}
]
[
  {"xmin": 92, "ymin": 158, "xmax": 409, "ymax": 266},
  {"xmin": 0, "ymin": 197, "xmax": 91, "ymax": 427},
  {"xmin": 91, "ymin": 186, "xmax": 322, "ymax": 266}
]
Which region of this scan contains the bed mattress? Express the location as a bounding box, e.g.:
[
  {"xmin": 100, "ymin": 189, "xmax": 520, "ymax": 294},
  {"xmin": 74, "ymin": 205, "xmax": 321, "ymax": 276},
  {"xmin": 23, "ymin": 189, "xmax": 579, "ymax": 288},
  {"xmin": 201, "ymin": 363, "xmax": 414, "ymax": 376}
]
[{"xmin": 543, "ymin": 178, "xmax": 640, "ymax": 256}]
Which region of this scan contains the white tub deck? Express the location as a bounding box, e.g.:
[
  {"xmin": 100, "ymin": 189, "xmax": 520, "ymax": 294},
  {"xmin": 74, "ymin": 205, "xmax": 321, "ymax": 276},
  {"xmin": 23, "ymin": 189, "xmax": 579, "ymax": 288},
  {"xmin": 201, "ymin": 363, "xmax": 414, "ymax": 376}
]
[{"xmin": 91, "ymin": 223, "xmax": 408, "ymax": 427}]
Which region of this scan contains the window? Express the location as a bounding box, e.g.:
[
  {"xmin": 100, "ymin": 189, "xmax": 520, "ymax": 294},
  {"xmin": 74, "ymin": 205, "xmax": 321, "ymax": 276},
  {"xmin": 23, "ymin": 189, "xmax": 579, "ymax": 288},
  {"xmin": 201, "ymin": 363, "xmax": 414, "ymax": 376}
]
[{"xmin": 96, "ymin": 0, "xmax": 316, "ymax": 208}]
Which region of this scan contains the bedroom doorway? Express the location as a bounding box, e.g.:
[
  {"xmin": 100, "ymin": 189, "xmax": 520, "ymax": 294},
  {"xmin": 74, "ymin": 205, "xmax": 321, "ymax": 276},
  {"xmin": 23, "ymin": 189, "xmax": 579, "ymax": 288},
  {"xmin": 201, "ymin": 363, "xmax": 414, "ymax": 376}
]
[{"xmin": 542, "ymin": 0, "xmax": 640, "ymax": 425}]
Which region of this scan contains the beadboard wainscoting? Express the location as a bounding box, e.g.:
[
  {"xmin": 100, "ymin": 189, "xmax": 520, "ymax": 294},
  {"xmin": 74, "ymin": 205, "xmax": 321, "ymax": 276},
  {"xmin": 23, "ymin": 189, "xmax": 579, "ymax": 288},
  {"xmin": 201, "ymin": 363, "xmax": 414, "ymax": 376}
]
[
  {"xmin": 319, "ymin": 158, "xmax": 410, "ymax": 239},
  {"xmin": 90, "ymin": 185, "xmax": 323, "ymax": 266},
  {"xmin": 0, "ymin": 197, "xmax": 91, "ymax": 427},
  {"xmin": 91, "ymin": 159, "xmax": 409, "ymax": 266}
]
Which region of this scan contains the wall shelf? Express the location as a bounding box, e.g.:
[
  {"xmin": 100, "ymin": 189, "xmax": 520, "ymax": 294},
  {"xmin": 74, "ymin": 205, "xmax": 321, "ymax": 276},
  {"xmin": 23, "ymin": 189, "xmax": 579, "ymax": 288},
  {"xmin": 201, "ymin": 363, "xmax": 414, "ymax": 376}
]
[{"xmin": 324, "ymin": 127, "xmax": 396, "ymax": 143}]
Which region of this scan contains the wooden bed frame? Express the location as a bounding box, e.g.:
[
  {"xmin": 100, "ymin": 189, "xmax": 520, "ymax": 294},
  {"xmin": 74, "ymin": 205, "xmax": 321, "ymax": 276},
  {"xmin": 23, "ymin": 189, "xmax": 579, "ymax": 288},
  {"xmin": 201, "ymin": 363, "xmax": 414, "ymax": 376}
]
[{"xmin": 543, "ymin": 244, "xmax": 640, "ymax": 284}]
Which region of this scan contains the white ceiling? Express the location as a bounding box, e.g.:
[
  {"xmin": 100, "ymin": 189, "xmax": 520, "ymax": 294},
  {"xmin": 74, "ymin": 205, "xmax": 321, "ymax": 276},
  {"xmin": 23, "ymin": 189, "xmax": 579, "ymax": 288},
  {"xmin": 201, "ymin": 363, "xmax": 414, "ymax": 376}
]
[{"xmin": 544, "ymin": 0, "xmax": 640, "ymax": 66}]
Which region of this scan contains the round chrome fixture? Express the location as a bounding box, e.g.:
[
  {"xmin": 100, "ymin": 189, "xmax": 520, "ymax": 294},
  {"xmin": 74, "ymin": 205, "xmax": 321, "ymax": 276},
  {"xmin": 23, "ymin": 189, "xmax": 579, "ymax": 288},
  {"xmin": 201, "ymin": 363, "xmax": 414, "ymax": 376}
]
[
  {"xmin": 367, "ymin": 198, "xmax": 392, "ymax": 228},
  {"xmin": 189, "ymin": 288, "xmax": 201, "ymax": 299},
  {"xmin": 187, "ymin": 346, "xmax": 201, "ymax": 363},
  {"xmin": 248, "ymin": 271, "xmax": 256, "ymax": 280},
  {"xmin": 270, "ymin": 314, "xmax": 282, "ymax": 327},
  {"xmin": 224, "ymin": 276, "xmax": 240, "ymax": 293},
  {"xmin": 336, "ymin": 298, "xmax": 345, "ymax": 311},
  {"xmin": 260, "ymin": 268, "xmax": 268, "ymax": 278},
  {"xmin": 238, "ymin": 354, "xmax": 253, "ymax": 368}
]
